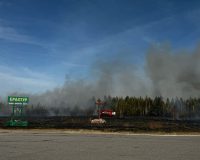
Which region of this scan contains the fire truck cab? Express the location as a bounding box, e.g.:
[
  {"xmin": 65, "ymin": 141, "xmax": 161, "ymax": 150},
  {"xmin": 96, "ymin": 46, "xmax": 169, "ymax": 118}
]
[{"xmin": 99, "ymin": 109, "xmax": 116, "ymax": 117}]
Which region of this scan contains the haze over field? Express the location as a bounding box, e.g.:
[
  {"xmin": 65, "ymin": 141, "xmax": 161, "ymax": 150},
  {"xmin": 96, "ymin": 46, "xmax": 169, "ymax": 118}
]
[
  {"xmin": 7, "ymin": 44, "xmax": 199, "ymax": 108},
  {"xmin": 0, "ymin": 0, "xmax": 200, "ymax": 106}
]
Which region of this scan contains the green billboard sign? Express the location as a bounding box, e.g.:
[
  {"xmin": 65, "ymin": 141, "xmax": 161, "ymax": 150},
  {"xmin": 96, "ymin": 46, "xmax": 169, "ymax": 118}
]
[{"xmin": 8, "ymin": 96, "xmax": 29, "ymax": 105}]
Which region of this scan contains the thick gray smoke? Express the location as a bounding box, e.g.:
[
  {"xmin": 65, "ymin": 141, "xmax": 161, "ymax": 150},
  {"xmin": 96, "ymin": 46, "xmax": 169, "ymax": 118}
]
[
  {"xmin": 9, "ymin": 44, "xmax": 200, "ymax": 108},
  {"xmin": 146, "ymin": 44, "xmax": 200, "ymax": 98},
  {"xmin": 29, "ymin": 52, "xmax": 149, "ymax": 108}
]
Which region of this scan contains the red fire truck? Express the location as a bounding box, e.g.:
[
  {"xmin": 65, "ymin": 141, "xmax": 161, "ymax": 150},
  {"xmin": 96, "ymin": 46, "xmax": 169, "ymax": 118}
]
[{"xmin": 99, "ymin": 109, "xmax": 116, "ymax": 117}]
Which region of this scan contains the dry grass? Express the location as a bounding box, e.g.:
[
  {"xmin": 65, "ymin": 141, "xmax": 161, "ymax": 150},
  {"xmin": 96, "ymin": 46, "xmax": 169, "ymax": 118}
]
[{"xmin": 148, "ymin": 121, "xmax": 164, "ymax": 129}]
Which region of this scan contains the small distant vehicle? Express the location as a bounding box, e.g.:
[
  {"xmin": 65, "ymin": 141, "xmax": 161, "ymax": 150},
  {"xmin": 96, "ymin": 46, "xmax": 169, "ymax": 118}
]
[
  {"xmin": 99, "ymin": 109, "xmax": 116, "ymax": 118},
  {"xmin": 90, "ymin": 109, "xmax": 115, "ymax": 124},
  {"xmin": 91, "ymin": 118, "xmax": 106, "ymax": 124}
]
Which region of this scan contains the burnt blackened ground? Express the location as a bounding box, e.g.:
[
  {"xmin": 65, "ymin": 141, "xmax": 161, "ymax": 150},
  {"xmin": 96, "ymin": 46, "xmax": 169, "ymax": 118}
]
[{"xmin": 1, "ymin": 116, "xmax": 200, "ymax": 133}]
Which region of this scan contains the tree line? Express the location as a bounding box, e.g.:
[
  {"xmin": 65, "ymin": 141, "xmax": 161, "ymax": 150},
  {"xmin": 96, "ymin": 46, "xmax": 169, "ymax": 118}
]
[
  {"xmin": 103, "ymin": 96, "xmax": 200, "ymax": 120},
  {"xmin": 1, "ymin": 96, "xmax": 200, "ymax": 120}
]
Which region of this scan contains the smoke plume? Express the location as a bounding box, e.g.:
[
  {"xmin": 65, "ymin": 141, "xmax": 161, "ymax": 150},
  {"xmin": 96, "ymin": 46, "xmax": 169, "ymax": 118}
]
[
  {"xmin": 146, "ymin": 44, "xmax": 200, "ymax": 98},
  {"xmin": 9, "ymin": 44, "xmax": 200, "ymax": 108}
]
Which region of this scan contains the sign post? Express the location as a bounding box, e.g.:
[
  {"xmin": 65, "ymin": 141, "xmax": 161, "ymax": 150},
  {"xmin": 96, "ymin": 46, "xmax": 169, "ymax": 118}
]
[
  {"xmin": 5, "ymin": 96, "xmax": 29, "ymax": 127},
  {"xmin": 95, "ymin": 99, "xmax": 105, "ymax": 119}
]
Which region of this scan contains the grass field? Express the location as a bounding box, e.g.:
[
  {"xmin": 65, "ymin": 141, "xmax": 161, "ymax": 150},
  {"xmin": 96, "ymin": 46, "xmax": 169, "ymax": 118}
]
[{"xmin": 1, "ymin": 116, "xmax": 200, "ymax": 133}]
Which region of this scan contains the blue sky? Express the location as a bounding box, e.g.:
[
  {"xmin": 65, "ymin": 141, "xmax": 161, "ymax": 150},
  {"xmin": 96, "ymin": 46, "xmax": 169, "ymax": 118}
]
[{"xmin": 0, "ymin": 0, "xmax": 200, "ymax": 96}]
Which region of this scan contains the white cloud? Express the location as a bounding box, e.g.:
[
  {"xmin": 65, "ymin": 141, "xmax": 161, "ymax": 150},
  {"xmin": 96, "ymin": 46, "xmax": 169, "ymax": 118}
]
[
  {"xmin": 0, "ymin": 65, "xmax": 58, "ymax": 97},
  {"xmin": 0, "ymin": 24, "xmax": 41, "ymax": 45},
  {"xmin": 62, "ymin": 62, "xmax": 88, "ymax": 68},
  {"xmin": 0, "ymin": 18, "xmax": 50, "ymax": 48}
]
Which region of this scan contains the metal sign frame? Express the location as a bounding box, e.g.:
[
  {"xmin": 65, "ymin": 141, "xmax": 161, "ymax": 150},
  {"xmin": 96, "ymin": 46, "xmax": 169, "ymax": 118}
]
[{"xmin": 5, "ymin": 96, "xmax": 29, "ymax": 127}]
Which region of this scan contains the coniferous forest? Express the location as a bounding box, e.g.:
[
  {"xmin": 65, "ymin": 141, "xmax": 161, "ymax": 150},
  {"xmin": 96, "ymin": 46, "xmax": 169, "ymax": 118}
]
[
  {"xmin": 104, "ymin": 96, "xmax": 200, "ymax": 120},
  {"xmin": 1, "ymin": 96, "xmax": 200, "ymax": 120}
]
